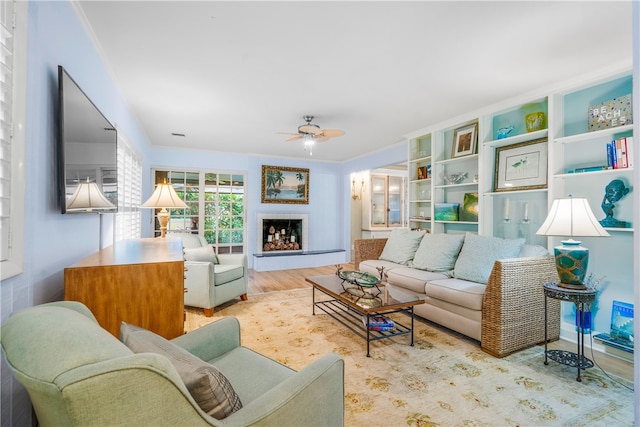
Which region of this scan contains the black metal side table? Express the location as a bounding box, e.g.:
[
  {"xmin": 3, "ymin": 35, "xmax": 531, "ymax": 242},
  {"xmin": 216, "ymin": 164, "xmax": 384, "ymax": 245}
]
[{"xmin": 543, "ymin": 282, "xmax": 596, "ymax": 382}]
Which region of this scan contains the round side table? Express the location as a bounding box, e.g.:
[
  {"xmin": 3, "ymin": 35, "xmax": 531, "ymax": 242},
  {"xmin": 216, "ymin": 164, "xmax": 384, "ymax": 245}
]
[{"xmin": 543, "ymin": 282, "xmax": 596, "ymax": 382}]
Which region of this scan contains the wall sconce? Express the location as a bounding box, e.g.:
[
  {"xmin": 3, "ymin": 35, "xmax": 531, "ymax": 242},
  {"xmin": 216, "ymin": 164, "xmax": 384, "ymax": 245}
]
[{"xmin": 351, "ymin": 178, "xmax": 365, "ymax": 200}]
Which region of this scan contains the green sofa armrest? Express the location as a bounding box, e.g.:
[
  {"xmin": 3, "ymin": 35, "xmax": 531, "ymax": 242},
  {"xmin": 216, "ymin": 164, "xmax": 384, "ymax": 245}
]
[
  {"xmin": 55, "ymin": 353, "xmax": 220, "ymax": 427},
  {"xmin": 223, "ymin": 353, "xmax": 344, "ymax": 427},
  {"xmin": 172, "ymin": 317, "xmax": 241, "ymax": 361},
  {"xmin": 481, "ymin": 255, "xmax": 561, "ymax": 357}
]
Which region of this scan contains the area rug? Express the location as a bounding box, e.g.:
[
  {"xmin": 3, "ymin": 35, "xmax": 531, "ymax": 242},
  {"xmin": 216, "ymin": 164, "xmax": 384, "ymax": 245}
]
[{"xmin": 185, "ymin": 288, "xmax": 634, "ymax": 426}]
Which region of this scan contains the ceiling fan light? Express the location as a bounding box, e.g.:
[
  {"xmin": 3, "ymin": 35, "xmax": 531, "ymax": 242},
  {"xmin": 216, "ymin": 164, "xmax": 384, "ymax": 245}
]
[{"xmin": 304, "ymin": 134, "xmax": 315, "ymax": 155}]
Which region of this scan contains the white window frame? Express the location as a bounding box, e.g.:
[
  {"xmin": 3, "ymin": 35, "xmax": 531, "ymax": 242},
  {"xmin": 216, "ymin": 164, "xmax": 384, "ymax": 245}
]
[{"xmin": 1, "ymin": 0, "xmax": 27, "ymax": 281}]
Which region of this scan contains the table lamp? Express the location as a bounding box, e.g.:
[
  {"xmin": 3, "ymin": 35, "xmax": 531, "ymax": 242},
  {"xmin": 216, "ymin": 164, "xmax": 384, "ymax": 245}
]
[
  {"xmin": 141, "ymin": 179, "xmax": 188, "ymax": 238},
  {"xmin": 536, "ymin": 196, "xmax": 609, "ymax": 289},
  {"xmin": 66, "ymin": 178, "xmax": 115, "ymax": 249}
]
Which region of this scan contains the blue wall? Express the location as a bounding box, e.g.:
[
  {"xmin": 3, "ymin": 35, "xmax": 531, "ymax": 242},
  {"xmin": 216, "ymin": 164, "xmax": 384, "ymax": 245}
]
[{"xmin": 0, "ymin": 3, "xmax": 405, "ymax": 424}]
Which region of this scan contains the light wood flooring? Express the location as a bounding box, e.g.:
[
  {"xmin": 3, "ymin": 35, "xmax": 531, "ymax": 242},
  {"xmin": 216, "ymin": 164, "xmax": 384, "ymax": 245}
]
[{"xmin": 246, "ymin": 264, "xmax": 634, "ymax": 383}]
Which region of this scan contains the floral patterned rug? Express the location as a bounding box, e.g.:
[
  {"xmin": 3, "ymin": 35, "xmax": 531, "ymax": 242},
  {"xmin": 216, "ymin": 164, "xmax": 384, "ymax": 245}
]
[{"xmin": 185, "ymin": 288, "xmax": 634, "ymax": 426}]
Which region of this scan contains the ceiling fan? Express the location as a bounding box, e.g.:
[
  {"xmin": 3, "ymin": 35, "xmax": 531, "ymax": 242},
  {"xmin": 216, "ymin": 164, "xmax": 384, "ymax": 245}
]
[{"xmin": 277, "ymin": 115, "xmax": 345, "ymax": 155}]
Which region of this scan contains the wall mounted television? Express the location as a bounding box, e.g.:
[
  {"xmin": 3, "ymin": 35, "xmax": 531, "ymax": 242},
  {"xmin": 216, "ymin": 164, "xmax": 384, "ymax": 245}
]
[{"xmin": 57, "ymin": 65, "xmax": 118, "ymax": 214}]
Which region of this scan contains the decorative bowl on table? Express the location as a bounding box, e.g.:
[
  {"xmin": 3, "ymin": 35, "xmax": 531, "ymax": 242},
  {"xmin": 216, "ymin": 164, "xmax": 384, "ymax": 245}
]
[{"xmin": 338, "ymin": 270, "xmax": 380, "ymax": 287}]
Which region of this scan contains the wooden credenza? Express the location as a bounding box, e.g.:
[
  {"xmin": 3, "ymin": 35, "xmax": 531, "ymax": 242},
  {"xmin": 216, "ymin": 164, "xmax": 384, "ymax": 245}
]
[{"xmin": 64, "ymin": 238, "xmax": 185, "ymax": 339}]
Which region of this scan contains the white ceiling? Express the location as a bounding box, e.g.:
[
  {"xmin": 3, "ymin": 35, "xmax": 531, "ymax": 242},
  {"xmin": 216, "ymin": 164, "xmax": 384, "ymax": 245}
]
[{"xmin": 74, "ymin": 1, "xmax": 633, "ymax": 163}]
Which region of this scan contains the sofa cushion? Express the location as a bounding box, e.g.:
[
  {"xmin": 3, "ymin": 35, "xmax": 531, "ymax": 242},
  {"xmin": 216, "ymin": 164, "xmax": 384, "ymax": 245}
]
[
  {"xmin": 425, "ymin": 278, "xmax": 486, "ymax": 311},
  {"xmin": 453, "ymin": 233, "xmax": 525, "ymax": 284},
  {"xmin": 184, "ymin": 245, "xmax": 219, "ymax": 264},
  {"xmin": 519, "ymin": 244, "xmax": 549, "ymax": 258},
  {"xmin": 358, "ymin": 259, "xmax": 404, "ymax": 278},
  {"xmin": 409, "ymin": 233, "xmax": 465, "ymax": 272},
  {"xmin": 378, "ymin": 229, "xmax": 425, "ymax": 265},
  {"xmin": 213, "ymin": 264, "xmax": 244, "ymax": 286},
  {"xmin": 387, "ymin": 267, "xmax": 450, "ymax": 294},
  {"xmin": 120, "ymin": 323, "xmax": 242, "ymax": 419}
]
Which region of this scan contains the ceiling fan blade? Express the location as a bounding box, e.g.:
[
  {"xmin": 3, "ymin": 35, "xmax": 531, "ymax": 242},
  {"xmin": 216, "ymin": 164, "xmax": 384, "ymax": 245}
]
[
  {"xmin": 284, "ymin": 134, "xmax": 304, "ymax": 142},
  {"xmin": 319, "ymin": 129, "xmax": 345, "ymax": 138},
  {"xmin": 276, "ymin": 131, "xmax": 300, "ymax": 136}
]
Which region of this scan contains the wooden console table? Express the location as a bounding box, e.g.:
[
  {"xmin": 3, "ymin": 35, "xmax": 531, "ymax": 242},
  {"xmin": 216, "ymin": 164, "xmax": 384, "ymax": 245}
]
[{"xmin": 64, "ymin": 238, "xmax": 185, "ymax": 339}]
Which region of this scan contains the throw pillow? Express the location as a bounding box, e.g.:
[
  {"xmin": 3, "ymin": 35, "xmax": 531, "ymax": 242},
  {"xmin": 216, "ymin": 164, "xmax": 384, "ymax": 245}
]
[
  {"xmin": 184, "ymin": 245, "xmax": 219, "ymax": 264},
  {"xmin": 410, "ymin": 233, "xmax": 465, "ymax": 272},
  {"xmin": 378, "ymin": 229, "xmax": 426, "ymax": 265},
  {"xmin": 453, "ymin": 233, "xmax": 525, "ymax": 284},
  {"xmin": 519, "ymin": 244, "xmax": 549, "ymax": 258},
  {"xmin": 120, "ymin": 322, "xmax": 242, "ymax": 419}
]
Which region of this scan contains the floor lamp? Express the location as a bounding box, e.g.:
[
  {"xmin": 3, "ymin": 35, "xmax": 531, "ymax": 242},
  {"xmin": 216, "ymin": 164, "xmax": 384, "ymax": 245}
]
[
  {"xmin": 141, "ymin": 180, "xmax": 188, "ymax": 238},
  {"xmin": 66, "ymin": 178, "xmax": 115, "ymax": 249}
]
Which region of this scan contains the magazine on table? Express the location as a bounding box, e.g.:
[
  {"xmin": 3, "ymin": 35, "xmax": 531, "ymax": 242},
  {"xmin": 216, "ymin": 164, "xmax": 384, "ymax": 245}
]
[{"xmin": 362, "ymin": 314, "xmax": 394, "ymax": 331}]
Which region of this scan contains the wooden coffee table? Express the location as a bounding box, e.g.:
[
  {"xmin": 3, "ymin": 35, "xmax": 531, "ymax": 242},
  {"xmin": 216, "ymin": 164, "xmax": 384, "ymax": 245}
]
[{"xmin": 306, "ymin": 274, "xmax": 424, "ymax": 357}]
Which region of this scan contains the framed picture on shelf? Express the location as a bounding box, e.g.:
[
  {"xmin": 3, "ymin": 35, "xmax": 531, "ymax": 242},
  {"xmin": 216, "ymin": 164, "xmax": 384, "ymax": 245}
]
[
  {"xmin": 261, "ymin": 165, "xmax": 309, "ymax": 204},
  {"xmin": 452, "ymin": 123, "xmax": 478, "ymax": 158},
  {"xmin": 494, "ymin": 138, "xmax": 548, "ymax": 192},
  {"xmin": 417, "ymin": 166, "xmax": 428, "ymax": 180}
]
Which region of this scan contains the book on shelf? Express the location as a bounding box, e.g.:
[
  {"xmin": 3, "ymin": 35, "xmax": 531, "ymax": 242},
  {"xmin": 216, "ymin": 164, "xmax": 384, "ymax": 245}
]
[
  {"xmin": 606, "ymin": 137, "xmax": 633, "ymax": 170},
  {"xmin": 566, "ymin": 165, "xmax": 609, "ymax": 174},
  {"xmin": 362, "ymin": 314, "xmax": 394, "ymax": 331}
]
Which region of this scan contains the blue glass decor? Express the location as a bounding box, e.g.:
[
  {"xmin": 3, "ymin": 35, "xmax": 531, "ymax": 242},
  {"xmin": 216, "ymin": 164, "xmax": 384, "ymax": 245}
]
[{"xmin": 496, "ymin": 125, "xmax": 514, "ymax": 139}]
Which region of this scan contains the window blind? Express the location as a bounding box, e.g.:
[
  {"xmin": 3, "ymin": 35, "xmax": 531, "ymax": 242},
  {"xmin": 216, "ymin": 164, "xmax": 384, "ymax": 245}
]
[{"xmin": 115, "ymin": 135, "xmax": 143, "ymax": 241}]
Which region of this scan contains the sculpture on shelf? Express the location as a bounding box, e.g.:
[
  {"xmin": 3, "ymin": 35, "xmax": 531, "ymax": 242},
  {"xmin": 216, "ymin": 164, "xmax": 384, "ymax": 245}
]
[
  {"xmin": 441, "ymin": 172, "xmax": 468, "ymax": 185},
  {"xmin": 496, "ymin": 125, "xmax": 514, "ymax": 139},
  {"xmin": 599, "ymin": 179, "xmax": 630, "ymax": 228}
]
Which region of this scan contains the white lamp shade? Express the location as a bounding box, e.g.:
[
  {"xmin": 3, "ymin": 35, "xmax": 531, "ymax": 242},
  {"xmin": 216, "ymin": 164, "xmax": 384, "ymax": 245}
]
[
  {"xmin": 141, "ymin": 182, "xmax": 188, "ymax": 209},
  {"xmin": 66, "ymin": 180, "xmax": 115, "ymax": 211},
  {"xmin": 536, "ymin": 197, "xmax": 609, "ymax": 238}
]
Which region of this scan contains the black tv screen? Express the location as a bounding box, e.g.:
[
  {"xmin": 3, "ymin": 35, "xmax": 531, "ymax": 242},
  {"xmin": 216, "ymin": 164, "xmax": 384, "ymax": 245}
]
[{"xmin": 57, "ymin": 65, "xmax": 118, "ymax": 214}]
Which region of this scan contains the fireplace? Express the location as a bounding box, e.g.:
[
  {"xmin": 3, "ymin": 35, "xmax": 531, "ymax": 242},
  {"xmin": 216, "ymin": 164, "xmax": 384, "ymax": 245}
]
[{"xmin": 257, "ymin": 213, "xmax": 308, "ymax": 253}]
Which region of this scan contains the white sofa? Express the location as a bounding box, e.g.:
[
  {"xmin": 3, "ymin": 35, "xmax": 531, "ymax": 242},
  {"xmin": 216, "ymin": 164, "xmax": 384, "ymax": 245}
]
[
  {"xmin": 354, "ymin": 230, "xmax": 560, "ymax": 357},
  {"xmin": 176, "ymin": 234, "xmax": 248, "ymax": 317}
]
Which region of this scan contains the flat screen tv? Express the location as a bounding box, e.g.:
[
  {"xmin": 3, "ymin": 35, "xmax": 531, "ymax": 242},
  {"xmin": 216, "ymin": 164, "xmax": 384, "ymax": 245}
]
[{"xmin": 57, "ymin": 65, "xmax": 118, "ymax": 214}]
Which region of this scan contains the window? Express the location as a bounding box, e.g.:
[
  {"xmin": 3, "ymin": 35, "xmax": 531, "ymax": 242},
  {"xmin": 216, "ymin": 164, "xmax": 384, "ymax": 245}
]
[
  {"xmin": 152, "ymin": 170, "xmax": 246, "ymax": 254},
  {"xmin": 115, "ymin": 134, "xmax": 143, "ymax": 241},
  {"xmin": 0, "ymin": 0, "xmax": 26, "ymax": 280}
]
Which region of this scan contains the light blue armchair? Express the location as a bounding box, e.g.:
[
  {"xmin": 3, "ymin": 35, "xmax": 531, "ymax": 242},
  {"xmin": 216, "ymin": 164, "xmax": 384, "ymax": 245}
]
[
  {"xmin": 177, "ymin": 233, "xmax": 248, "ymax": 316},
  {"xmin": 1, "ymin": 301, "xmax": 345, "ymax": 426}
]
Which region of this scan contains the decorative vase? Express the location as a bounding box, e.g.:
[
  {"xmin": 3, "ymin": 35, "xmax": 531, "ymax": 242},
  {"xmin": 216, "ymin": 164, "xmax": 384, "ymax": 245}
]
[{"xmin": 525, "ymin": 112, "xmax": 546, "ymax": 132}]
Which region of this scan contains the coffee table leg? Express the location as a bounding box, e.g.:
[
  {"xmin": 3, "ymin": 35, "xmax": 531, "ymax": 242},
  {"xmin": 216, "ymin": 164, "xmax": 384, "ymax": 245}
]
[
  {"xmin": 312, "ymin": 286, "xmax": 316, "ymax": 315},
  {"xmin": 366, "ymin": 314, "xmax": 371, "ymax": 357},
  {"xmin": 410, "ymin": 307, "xmax": 415, "ymax": 347}
]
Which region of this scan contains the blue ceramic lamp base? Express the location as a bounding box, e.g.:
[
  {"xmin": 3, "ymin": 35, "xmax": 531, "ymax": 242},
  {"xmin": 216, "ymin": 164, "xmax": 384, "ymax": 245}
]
[{"xmin": 554, "ymin": 240, "xmax": 589, "ymax": 290}]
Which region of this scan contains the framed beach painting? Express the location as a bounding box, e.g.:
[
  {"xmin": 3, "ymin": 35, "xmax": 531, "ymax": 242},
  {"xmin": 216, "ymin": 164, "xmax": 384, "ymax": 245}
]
[{"xmin": 261, "ymin": 165, "xmax": 309, "ymax": 204}]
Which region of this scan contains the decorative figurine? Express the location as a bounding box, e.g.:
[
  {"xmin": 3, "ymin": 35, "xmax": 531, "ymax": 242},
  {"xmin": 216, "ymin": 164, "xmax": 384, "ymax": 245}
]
[
  {"xmin": 599, "ymin": 179, "xmax": 630, "ymax": 228},
  {"xmin": 496, "ymin": 125, "xmax": 514, "ymax": 139}
]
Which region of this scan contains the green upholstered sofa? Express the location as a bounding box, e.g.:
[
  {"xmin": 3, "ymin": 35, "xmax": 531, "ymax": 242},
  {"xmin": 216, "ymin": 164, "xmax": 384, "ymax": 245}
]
[{"xmin": 1, "ymin": 301, "xmax": 344, "ymax": 426}]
